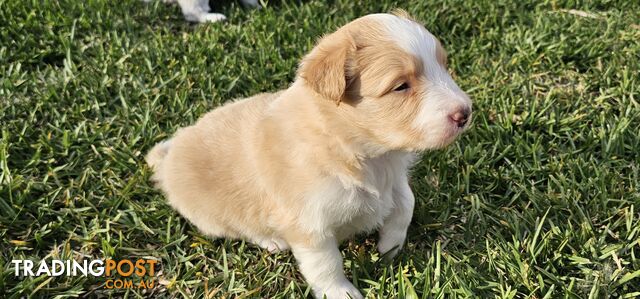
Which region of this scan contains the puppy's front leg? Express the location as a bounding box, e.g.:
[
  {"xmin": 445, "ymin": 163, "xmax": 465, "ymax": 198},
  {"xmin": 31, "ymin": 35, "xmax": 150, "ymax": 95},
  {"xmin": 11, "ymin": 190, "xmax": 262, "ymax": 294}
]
[
  {"xmin": 291, "ymin": 237, "xmax": 363, "ymax": 299},
  {"xmin": 378, "ymin": 176, "xmax": 415, "ymax": 259}
]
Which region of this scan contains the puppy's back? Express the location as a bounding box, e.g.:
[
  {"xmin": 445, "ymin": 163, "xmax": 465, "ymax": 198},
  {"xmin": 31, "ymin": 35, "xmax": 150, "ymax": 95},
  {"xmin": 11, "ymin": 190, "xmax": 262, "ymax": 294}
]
[{"xmin": 146, "ymin": 92, "xmax": 282, "ymax": 238}]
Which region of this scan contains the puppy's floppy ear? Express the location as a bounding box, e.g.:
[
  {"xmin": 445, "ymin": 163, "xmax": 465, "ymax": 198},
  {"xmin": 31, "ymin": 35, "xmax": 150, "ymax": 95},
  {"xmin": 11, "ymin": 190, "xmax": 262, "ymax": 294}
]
[{"xmin": 297, "ymin": 31, "xmax": 356, "ymax": 104}]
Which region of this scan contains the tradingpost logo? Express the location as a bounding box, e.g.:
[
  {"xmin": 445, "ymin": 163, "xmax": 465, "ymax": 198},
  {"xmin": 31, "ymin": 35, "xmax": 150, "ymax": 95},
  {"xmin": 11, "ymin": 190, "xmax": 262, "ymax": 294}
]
[{"xmin": 11, "ymin": 259, "xmax": 159, "ymax": 289}]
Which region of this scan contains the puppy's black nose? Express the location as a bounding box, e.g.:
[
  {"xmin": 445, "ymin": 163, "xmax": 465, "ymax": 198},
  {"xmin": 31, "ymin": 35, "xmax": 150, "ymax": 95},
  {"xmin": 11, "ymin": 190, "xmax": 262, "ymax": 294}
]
[{"xmin": 449, "ymin": 107, "xmax": 471, "ymax": 127}]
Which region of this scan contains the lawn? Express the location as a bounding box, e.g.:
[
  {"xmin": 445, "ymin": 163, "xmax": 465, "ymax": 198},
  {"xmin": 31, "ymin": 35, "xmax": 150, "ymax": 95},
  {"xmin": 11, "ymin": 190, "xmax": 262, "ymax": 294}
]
[{"xmin": 1, "ymin": 0, "xmax": 639, "ymax": 298}]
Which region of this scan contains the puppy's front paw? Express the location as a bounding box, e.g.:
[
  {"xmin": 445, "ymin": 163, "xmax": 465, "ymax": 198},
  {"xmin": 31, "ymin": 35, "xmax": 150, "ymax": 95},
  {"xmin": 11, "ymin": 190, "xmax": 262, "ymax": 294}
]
[
  {"xmin": 316, "ymin": 281, "xmax": 363, "ymax": 299},
  {"xmin": 377, "ymin": 229, "xmax": 406, "ymax": 259},
  {"xmin": 197, "ymin": 13, "xmax": 227, "ymax": 23}
]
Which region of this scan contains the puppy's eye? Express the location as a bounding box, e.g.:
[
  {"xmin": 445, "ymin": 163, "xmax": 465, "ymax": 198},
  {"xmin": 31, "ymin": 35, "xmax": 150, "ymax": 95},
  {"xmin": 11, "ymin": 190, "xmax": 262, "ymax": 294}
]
[{"xmin": 393, "ymin": 82, "xmax": 410, "ymax": 92}]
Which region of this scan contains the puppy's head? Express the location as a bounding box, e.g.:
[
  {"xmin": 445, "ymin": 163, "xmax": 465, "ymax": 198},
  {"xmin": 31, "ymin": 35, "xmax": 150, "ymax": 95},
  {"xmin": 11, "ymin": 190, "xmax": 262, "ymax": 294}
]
[{"xmin": 298, "ymin": 12, "xmax": 472, "ymax": 152}]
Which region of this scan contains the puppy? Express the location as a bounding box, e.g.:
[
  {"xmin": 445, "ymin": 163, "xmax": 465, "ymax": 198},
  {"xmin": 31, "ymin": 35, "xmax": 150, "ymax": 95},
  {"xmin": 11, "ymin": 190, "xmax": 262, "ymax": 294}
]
[
  {"xmin": 146, "ymin": 11, "xmax": 472, "ymax": 299},
  {"xmin": 159, "ymin": 0, "xmax": 259, "ymax": 23}
]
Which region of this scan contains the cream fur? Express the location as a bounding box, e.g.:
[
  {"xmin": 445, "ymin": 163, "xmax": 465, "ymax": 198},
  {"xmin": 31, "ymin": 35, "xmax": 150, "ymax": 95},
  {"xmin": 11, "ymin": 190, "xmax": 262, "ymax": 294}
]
[{"xmin": 147, "ymin": 12, "xmax": 472, "ymax": 299}]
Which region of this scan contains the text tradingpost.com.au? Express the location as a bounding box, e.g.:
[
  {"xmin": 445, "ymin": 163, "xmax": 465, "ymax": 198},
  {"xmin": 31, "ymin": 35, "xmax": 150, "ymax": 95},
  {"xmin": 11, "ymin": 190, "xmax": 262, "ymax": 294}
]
[{"xmin": 11, "ymin": 259, "xmax": 158, "ymax": 289}]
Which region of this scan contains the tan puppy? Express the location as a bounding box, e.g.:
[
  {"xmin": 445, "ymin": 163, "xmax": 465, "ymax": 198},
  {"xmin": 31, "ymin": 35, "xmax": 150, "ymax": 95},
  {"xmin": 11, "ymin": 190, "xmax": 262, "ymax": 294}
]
[{"xmin": 147, "ymin": 11, "xmax": 472, "ymax": 299}]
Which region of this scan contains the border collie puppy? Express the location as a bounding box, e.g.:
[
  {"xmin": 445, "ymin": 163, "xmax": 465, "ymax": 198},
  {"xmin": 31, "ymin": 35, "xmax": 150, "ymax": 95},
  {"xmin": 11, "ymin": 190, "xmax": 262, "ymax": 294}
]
[{"xmin": 147, "ymin": 11, "xmax": 472, "ymax": 299}]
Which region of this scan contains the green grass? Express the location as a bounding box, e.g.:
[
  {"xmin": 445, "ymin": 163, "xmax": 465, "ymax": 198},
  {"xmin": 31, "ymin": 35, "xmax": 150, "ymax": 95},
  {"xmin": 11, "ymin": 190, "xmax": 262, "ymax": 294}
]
[{"xmin": 1, "ymin": 0, "xmax": 639, "ymax": 297}]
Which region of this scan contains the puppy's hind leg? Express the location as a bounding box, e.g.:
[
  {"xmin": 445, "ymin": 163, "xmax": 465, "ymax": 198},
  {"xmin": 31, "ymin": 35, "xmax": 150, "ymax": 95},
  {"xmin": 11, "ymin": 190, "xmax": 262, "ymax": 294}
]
[{"xmin": 177, "ymin": 0, "xmax": 226, "ymax": 23}]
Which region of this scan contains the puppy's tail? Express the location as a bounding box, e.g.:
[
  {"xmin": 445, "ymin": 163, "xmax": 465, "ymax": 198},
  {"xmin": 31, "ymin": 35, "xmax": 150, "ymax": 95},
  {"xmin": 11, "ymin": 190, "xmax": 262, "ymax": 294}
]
[{"xmin": 145, "ymin": 139, "xmax": 172, "ymax": 186}]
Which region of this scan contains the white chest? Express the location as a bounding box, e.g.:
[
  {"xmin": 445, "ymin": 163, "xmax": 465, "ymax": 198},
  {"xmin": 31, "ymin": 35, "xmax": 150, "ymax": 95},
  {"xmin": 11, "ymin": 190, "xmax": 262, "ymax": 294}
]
[{"xmin": 300, "ymin": 152, "xmax": 415, "ymax": 239}]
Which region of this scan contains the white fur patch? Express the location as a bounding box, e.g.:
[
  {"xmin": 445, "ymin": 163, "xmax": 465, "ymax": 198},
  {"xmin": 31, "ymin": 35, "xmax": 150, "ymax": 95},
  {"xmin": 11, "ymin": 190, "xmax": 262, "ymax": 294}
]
[
  {"xmin": 292, "ymin": 239, "xmax": 364, "ymax": 299},
  {"xmin": 298, "ymin": 151, "xmax": 415, "ymax": 240},
  {"xmin": 370, "ymin": 14, "xmax": 464, "ymax": 93}
]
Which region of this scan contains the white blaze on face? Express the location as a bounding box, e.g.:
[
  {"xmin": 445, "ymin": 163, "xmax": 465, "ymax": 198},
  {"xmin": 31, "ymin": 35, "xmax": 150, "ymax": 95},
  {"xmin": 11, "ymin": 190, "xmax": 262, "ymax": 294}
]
[{"xmin": 368, "ymin": 14, "xmax": 471, "ymax": 146}]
